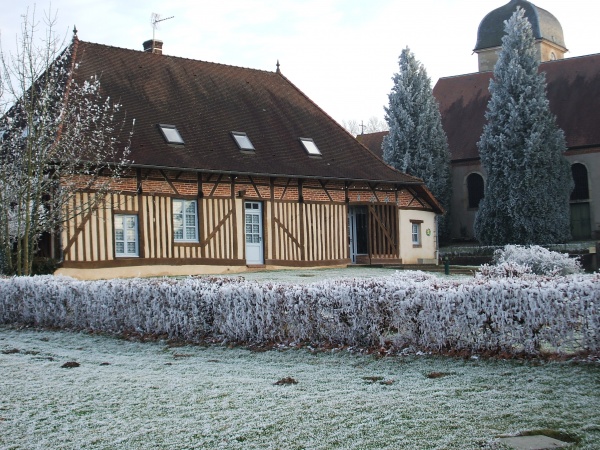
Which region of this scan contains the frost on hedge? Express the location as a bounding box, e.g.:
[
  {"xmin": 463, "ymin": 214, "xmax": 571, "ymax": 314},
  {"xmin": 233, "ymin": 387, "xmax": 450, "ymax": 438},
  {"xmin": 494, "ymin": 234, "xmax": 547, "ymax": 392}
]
[
  {"xmin": 479, "ymin": 245, "xmax": 583, "ymax": 277},
  {"xmin": 1, "ymin": 271, "xmax": 598, "ymax": 356}
]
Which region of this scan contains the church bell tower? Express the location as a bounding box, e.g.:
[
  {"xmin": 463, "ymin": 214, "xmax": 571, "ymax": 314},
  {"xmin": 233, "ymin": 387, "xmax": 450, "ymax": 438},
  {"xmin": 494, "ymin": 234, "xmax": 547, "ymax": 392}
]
[{"xmin": 474, "ymin": 0, "xmax": 567, "ymax": 72}]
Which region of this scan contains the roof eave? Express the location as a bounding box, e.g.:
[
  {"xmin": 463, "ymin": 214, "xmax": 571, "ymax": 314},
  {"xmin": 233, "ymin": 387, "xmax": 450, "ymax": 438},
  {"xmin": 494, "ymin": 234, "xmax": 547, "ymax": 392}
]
[{"xmin": 129, "ymin": 163, "xmax": 424, "ymax": 186}]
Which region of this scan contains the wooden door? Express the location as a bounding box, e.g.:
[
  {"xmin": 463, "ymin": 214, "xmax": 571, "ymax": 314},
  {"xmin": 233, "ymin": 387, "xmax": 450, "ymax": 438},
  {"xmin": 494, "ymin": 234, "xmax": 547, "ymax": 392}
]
[{"xmin": 368, "ymin": 204, "xmax": 399, "ymax": 262}]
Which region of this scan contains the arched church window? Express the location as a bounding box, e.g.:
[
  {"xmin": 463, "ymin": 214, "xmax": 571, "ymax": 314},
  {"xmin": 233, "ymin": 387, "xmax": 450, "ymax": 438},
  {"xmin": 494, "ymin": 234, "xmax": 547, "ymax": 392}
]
[
  {"xmin": 571, "ymin": 163, "xmax": 589, "ymax": 201},
  {"xmin": 467, "ymin": 173, "xmax": 485, "ymax": 209}
]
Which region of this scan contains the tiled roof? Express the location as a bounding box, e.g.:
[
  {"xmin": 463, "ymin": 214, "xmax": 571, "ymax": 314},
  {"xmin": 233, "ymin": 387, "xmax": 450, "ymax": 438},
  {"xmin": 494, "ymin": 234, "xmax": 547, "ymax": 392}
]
[
  {"xmin": 70, "ymin": 40, "xmax": 420, "ymax": 185},
  {"xmin": 356, "ymin": 131, "xmax": 387, "ymax": 158},
  {"xmin": 433, "ymin": 53, "xmax": 600, "ymax": 162}
]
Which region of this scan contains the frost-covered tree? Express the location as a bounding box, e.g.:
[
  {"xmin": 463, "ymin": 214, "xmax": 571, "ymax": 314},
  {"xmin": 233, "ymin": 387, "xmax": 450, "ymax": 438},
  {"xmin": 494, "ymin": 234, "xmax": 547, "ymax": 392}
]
[
  {"xmin": 0, "ymin": 8, "xmax": 133, "ymax": 275},
  {"xmin": 382, "ymin": 47, "xmax": 451, "ymax": 241},
  {"xmin": 474, "ymin": 8, "xmax": 572, "ymax": 245}
]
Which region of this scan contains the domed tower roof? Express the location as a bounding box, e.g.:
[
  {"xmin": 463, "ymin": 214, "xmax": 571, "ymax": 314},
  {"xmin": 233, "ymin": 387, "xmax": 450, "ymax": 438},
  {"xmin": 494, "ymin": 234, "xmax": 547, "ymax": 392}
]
[{"xmin": 474, "ymin": 0, "xmax": 566, "ymax": 51}]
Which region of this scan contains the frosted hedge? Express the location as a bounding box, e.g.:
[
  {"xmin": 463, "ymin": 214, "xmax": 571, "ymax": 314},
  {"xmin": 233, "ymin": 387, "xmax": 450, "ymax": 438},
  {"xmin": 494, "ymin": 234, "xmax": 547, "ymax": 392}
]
[{"xmin": 0, "ymin": 272, "xmax": 598, "ymax": 355}]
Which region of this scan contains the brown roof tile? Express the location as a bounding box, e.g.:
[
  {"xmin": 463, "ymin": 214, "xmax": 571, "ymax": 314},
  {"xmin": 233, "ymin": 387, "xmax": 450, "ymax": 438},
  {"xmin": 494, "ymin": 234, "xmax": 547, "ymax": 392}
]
[
  {"xmin": 356, "ymin": 132, "xmax": 387, "ymax": 159},
  {"xmin": 71, "ymin": 40, "xmax": 421, "ymax": 185}
]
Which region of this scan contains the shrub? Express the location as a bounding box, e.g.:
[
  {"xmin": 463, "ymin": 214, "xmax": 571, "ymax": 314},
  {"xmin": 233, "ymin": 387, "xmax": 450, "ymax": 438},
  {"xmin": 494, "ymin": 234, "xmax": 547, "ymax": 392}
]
[
  {"xmin": 491, "ymin": 245, "xmax": 582, "ymax": 276},
  {"xmin": 31, "ymin": 257, "xmax": 60, "ymax": 276},
  {"xmin": 477, "ymin": 262, "xmax": 535, "ymax": 279},
  {"xmin": 1, "ymin": 271, "xmax": 598, "ymax": 356}
]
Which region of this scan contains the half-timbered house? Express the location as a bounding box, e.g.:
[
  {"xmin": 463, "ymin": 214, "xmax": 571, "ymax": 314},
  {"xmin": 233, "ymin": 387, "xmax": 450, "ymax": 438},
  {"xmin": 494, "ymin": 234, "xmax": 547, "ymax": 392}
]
[{"xmin": 56, "ymin": 36, "xmax": 442, "ymax": 279}]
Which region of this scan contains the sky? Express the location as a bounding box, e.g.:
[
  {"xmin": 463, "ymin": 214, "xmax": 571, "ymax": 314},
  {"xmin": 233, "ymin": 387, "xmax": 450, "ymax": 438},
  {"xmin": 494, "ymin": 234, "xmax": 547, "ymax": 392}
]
[{"xmin": 1, "ymin": 0, "xmax": 598, "ymax": 127}]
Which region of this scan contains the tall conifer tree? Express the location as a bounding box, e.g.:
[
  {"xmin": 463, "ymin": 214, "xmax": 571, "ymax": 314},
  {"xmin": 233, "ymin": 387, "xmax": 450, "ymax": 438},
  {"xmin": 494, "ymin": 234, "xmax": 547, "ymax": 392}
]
[
  {"xmin": 474, "ymin": 8, "xmax": 572, "ymax": 245},
  {"xmin": 382, "ymin": 48, "xmax": 451, "ymax": 241}
]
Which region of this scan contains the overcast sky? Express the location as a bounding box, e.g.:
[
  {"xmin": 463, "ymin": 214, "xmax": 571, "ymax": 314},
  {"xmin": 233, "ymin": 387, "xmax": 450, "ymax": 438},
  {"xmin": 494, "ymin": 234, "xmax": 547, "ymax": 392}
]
[{"xmin": 1, "ymin": 1, "xmax": 598, "ymax": 126}]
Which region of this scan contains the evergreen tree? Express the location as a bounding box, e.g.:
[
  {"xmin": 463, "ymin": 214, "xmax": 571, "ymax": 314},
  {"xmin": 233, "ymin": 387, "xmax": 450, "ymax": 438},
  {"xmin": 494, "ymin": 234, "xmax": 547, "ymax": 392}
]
[
  {"xmin": 474, "ymin": 8, "xmax": 572, "ymax": 245},
  {"xmin": 382, "ymin": 48, "xmax": 451, "ymax": 241}
]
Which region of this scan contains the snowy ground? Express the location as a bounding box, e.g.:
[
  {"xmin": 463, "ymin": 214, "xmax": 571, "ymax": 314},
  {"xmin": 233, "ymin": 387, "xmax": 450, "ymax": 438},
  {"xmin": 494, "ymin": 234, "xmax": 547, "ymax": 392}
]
[{"xmin": 1, "ymin": 327, "xmax": 598, "ymax": 449}]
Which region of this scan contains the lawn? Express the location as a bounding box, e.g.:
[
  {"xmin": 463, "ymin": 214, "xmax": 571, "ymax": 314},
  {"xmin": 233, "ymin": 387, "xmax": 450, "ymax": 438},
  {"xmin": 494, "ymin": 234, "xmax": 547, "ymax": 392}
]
[{"xmin": 1, "ymin": 326, "xmax": 598, "ymax": 449}]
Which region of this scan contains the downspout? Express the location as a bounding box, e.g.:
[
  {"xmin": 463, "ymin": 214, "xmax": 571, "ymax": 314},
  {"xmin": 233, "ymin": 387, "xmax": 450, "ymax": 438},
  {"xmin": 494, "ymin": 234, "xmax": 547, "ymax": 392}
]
[{"xmin": 435, "ymin": 214, "xmax": 440, "ymax": 265}]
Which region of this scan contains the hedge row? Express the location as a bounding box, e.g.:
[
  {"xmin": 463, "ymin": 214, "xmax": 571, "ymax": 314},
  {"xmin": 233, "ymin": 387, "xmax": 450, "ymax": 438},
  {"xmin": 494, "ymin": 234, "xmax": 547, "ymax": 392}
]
[{"xmin": 1, "ymin": 272, "xmax": 598, "ymax": 355}]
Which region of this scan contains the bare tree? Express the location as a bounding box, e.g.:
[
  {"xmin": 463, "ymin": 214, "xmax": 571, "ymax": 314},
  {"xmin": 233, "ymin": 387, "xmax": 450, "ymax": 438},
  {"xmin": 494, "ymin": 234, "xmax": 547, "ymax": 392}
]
[
  {"xmin": 0, "ymin": 8, "xmax": 133, "ymax": 275},
  {"xmin": 341, "ymin": 116, "xmax": 388, "ymax": 136}
]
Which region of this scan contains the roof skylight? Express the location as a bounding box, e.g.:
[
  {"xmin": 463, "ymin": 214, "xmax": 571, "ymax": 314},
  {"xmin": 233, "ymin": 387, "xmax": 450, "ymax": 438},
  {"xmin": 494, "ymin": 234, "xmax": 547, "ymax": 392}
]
[
  {"xmin": 299, "ymin": 138, "xmax": 321, "ymax": 156},
  {"xmin": 158, "ymin": 124, "xmax": 184, "ymax": 145},
  {"xmin": 231, "ymin": 132, "xmax": 255, "ymax": 151}
]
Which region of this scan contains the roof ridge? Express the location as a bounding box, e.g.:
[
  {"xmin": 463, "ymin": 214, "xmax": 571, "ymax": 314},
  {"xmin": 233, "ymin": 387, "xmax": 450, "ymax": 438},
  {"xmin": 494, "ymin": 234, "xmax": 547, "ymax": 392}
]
[
  {"xmin": 78, "ymin": 40, "xmax": 279, "ymax": 76},
  {"xmin": 437, "ymin": 70, "xmax": 493, "ymax": 81},
  {"xmin": 437, "ymin": 52, "xmax": 600, "ymax": 82},
  {"xmin": 540, "ymin": 52, "xmax": 600, "ymax": 64}
]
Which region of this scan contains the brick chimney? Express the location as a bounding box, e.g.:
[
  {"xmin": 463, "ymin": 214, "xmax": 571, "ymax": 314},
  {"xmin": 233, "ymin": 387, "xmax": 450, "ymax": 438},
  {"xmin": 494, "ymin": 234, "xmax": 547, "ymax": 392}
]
[{"xmin": 143, "ymin": 39, "xmax": 163, "ymax": 55}]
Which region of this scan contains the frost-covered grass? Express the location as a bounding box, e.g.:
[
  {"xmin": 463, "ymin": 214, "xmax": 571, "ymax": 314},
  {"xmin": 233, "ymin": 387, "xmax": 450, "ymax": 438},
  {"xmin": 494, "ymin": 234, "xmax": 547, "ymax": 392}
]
[
  {"xmin": 217, "ymin": 266, "xmax": 406, "ymax": 283},
  {"xmin": 1, "ymin": 327, "xmax": 599, "ymax": 449}
]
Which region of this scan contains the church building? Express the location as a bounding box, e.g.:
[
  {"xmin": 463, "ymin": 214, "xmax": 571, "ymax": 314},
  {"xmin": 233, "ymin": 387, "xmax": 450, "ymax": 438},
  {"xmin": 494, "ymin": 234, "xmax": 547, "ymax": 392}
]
[{"xmin": 361, "ymin": 0, "xmax": 599, "ymax": 242}]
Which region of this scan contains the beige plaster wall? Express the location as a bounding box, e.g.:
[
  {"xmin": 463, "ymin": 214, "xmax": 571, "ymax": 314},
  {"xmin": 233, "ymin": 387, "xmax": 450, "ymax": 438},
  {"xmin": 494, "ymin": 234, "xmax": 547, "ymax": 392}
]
[
  {"xmin": 477, "ymin": 41, "xmax": 566, "ymax": 72},
  {"xmin": 536, "ymin": 41, "xmax": 566, "ymax": 63},
  {"xmin": 477, "ymin": 47, "xmax": 501, "ymax": 72},
  {"xmin": 398, "ymin": 209, "xmax": 438, "ymax": 264}
]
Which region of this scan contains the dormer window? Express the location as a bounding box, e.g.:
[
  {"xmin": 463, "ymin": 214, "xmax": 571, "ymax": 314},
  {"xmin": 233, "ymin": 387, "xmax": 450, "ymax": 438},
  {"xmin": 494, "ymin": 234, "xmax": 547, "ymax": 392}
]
[
  {"xmin": 299, "ymin": 138, "xmax": 321, "ymax": 156},
  {"xmin": 158, "ymin": 124, "xmax": 184, "ymax": 145},
  {"xmin": 231, "ymin": 131, "xmax": 255, "ymax": 151}
]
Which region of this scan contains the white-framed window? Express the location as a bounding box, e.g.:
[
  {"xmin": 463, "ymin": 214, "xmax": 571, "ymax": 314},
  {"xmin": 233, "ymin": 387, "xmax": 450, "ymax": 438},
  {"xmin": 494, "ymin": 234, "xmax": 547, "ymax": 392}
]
[
  {"xmin": 411, "ymin": 222, "xmax": 421, "ymax": 246},
  {"xmin": 173, "ymin": 199, "xmax": 198, "ymax": 242},
  {"xmin": 231, "ymin": 131, "xmax": 255, "ymax": 151},
  {"xmin": 299, "ymin": 137, "xmax": 322, "ymax": 156},
  {"xmin": 114, "ymin": 214, "xmax": 139, "ymax": 257},
  {"xmin": 158, "ymin": 124, "xmax": 184, "ymax": 145}
]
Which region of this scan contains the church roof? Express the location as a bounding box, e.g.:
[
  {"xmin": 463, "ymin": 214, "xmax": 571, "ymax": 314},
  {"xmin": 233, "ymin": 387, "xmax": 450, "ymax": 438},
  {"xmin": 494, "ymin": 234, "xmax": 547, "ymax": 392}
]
[
  {"xmin": 356, "ymin": 131, "xmax": 388, "ymax": 153},
  {"xmin": 68, "ymin": 40, "xmax": 421, "ymax": 185},
  {"xmin": 474, "ymin": 0, "xmax": 566, "ymax": 51},
  {"xmin": 433, "ymin": 53, "xmax": 600, "ymax": 162},
  {"xmin": 357, "ymin": 54, "xmax": 600, "ymax": 163}
]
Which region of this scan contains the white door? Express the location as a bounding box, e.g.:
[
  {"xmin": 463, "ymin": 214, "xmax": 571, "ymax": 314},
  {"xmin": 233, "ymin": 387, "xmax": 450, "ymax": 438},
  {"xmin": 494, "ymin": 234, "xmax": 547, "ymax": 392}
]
[{"xmin": 245, "ymin": 202, "xmax": 264, "ymax": 264}]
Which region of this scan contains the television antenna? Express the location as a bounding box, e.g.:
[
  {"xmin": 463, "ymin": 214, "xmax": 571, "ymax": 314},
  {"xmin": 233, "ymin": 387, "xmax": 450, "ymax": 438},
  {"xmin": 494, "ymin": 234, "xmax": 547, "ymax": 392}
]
[{"xmin": 151, "ymin": 13, "xmax": 174, "ymax": 41}]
